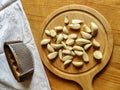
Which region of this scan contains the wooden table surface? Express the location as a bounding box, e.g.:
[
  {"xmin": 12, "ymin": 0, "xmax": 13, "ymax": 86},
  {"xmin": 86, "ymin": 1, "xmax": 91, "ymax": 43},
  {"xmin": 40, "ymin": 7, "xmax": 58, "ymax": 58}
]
[{"xmin": 21, "ymin": 0, "xmax": 120, "ymax": 90}]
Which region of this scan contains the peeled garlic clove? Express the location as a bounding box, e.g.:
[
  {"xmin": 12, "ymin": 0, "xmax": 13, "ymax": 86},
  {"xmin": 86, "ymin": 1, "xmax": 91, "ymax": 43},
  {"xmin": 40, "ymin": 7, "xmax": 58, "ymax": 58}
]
[
  {"xmin": 45, "ymin": 30, "xmax": 51, "ymax": 36},
  {"xmin": 81, "ymin": 31, "xmax": 92, "ymax": 39},
  {"xmin": 93, "ymin": 39, "xmax": 100, "ymax": 48},
  {"xmin": 50, "ymin": 30, "xmax": 56, "ymax": 37},
  {"xmin": 73, "ymin": 46, "xmax": 84, "ymax": 51},
  {"xmin": 72, "ymin": 19, "xmax": 83, "ymax": 24},
  {"xmin": 63, "ymin": 26, "xmax": 69, "ymax": 34},
  {"xmin": 47, "ymin": 44, "xmax": 55, "ymax": 52},
  {"xmin": 66, "ymin": 46, "xmax": 73, "ymax": 50},
  {"xmin": 90, "ymin": 22, "xmax": 98, "ymax": 36},
  {"xmin": 62, "ymin": 55, "xmax": 73, "ymax": 61},
  {"xmin": 71, "ymin": 51, "xmax": 76, "ymax": 56},
  {"xmin": 72, "ymin": 61, "xmax": 83, "ymax": 67},
  {"xmin": 56, "ymin": 34, "xmax": 64, "ymax": 44},
  {"xmin": 83, "ymin": 24, "xmax": 91, "ymax": 33},
  {"xmin": 51, "ymin": 44, "xmax": 63, "ymax": 50},
  {"xmin": 64, "ymin": 16, "xmax": 69, "ymax": 24},
  {"xmin": 66, "ymin": 39, "xmax": 74, "ymax": 46},
  {"xmin": 64, "ymin": 60, "xmax": 72, "ymax": 68},
  {"xmin": 74, "ymin": 50, "xmax": 83, "ymax": 56},
  {"xmin": 76, "ymin": 38, "xmax": 91, "ymax": 45},
  {"xmin": 68, "ymin": 34, "xmax": 77, "ymax": 39},
  {"xmin": 59, "ymin": 49, "xmax": 63, "ymax": 61},
  {"xmin": 69, "ymin": 23, "xmax": 80, "ymax": 30},
  {"xmin": 82, "ymin": 51, "xmax": 89, "ymax": 63},
  {"xmin": 84, "ymin": 43, "xmax": 92, "ymax": 50},
  {"xmin": 54, "ymin": 26, "xmax": 63, "ymax": 31},
  {"xmin": 61, "ymin": 41, "xmax": 67, "ymax": 49},
  {"xmin": 48, "ymin": 52, "xmax": 58, "ymax": 60},
  {"xmin": 41, "ymin": 39, "xmax": 50, "ymax": 45},
  {"xmin": 93, "ymin": 50, "xmax": 102, "ymax": 60},
  {"xmin": 62, "ymin": 50, "xmax": 71, "ymax": 55},
  {"xmin": 63, "ymin": 34, "xmax": 68, "ymax": 39}
]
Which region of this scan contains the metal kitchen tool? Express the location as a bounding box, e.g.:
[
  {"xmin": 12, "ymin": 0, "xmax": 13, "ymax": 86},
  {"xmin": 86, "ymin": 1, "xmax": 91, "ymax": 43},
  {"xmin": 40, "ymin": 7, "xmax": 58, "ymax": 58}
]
[{"xmin": 4, "ymin": 41, "xmax": 34, "ymax": 82}]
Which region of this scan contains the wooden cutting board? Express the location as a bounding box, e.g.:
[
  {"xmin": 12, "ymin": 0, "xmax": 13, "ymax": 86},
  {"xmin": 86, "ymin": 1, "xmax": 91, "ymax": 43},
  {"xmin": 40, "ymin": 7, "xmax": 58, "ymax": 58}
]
[
  {"xmin": 21, "ymin": 0, "xmax": 120, "ymax": 89},
  {"xmin": 39, "ymin": 5, "xmax": 113, "ymax": 90}
]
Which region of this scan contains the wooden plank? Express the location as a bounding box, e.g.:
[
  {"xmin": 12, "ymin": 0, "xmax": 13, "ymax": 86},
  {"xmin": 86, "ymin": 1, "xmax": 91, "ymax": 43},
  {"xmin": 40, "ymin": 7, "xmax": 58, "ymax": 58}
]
[{"xmin": 88, "ymin": 0, "xmax": 120, "ymax": 7}]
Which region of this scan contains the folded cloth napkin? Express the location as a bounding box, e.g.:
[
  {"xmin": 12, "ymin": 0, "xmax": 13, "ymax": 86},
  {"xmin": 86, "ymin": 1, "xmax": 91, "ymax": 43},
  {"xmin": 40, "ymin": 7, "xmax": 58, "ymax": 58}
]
[{"xmin": 0, "ymin": 0, "xmax": 51, "ymax": 90}]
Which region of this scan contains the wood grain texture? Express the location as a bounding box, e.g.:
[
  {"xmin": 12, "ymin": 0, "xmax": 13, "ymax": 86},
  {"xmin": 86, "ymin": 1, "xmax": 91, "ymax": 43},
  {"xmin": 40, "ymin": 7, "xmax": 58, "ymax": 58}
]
[{"xmin": 21, "ymin": 0, "xmax": 120, "ymax": 90}]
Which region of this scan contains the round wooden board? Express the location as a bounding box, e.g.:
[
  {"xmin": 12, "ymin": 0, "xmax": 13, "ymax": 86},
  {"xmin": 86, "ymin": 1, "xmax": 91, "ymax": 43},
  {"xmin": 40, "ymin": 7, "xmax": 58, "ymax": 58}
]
[{"xmin": 39, "ymin": 5, "xmax": 113, "ymax": 89}]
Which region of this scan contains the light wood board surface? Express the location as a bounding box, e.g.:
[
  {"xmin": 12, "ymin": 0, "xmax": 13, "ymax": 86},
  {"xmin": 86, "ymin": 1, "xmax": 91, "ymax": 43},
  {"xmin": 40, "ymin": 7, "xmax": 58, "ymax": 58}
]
[{"xmin": 21, "ymin": 0, "xmax": 120, "ymax": 90}]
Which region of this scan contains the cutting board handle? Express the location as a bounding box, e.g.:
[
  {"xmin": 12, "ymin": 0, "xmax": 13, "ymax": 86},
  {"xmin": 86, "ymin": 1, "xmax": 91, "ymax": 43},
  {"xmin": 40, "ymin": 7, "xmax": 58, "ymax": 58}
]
[
  {"xmin": 74, "ymin": 75, "xmax": 93, "ymax": 90},
  {"xmin": 81, "ymin": 81, "xmax": 93, "ymax": 90}
]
